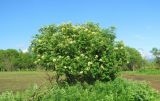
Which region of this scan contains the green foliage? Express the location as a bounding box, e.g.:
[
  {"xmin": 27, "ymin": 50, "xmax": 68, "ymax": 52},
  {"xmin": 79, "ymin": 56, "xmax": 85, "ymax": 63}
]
[
  {"xmin": 31, "ymin": 22, "xmax": 128, "ymax": 83},
  {"xmin": 0, "ymin": 78, "xmax": 159, "ymax": 101},
  {"xmin": 151, "ymin": 48, "xmax": 160, "ymax": 68},
  {"xmin": 125, "ymin": 47, "xmax": 144, "ymax": 71},
  {"xmin": 14, "ymin": 52, "xmax": 36, "ymax": 70},
  {"xmin": 124, "ymin": 68, "xmax": 160, "ymax": 75},
  {"xmin": 138, "ymin": 68, "xmax": 160, "ymax": 74},
  {"xmin": 0, "ymin": 49, "xmax": 36, "ymax": 71},
  {"xmin": 41, "ymin": 78, "xmax": 159, "ymax": 101},
  {"xmin": 0, "ymin": 49, "xmax": 19, "ymax": 71}
]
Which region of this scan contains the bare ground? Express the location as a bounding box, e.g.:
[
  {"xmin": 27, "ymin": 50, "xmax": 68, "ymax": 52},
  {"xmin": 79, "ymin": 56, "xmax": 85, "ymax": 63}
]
[{"xmin": 122, "ymin": 74, "xmax": 160, "ymax": 91}]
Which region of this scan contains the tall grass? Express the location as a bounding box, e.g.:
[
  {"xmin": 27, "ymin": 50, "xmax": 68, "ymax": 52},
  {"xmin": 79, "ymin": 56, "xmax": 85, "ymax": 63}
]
[
  {"xmin": 138, "ymin": 68, "xmax": 160, "ymax": 75},
  {"xmin": 0, "ymin": 78, "xmax": 159, "ymax": 101},
  {"xmin": 123, "ymin": 68, "xmax": 160, "ymax": 75}
]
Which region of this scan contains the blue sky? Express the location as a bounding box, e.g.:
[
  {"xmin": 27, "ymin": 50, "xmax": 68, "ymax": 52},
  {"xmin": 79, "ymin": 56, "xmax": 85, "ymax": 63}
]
[{"xmin": 0, "ymin": 0, "xmax": 160, "ymax": 56}]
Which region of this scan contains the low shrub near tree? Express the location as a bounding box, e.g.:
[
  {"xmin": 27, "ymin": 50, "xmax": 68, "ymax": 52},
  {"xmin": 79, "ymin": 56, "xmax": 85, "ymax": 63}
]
[
  {"xmin": 31, "ymin": 22, "xmax": 128, "ymax": 83},
  {"xmin": 0, "ymin": 78, "xmax": 159, "ymax": 101}
]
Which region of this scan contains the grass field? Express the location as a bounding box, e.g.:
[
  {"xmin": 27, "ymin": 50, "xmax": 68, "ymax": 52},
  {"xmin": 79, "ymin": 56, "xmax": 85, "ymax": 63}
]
[
  {"xmin": 0, "ymin": 71, "xmax": 159, "ymax": 100},
  {"xmin": 0, "ymin": 71, "xmax": 54, "ymax": 93},
  {"xmin": 122, "ymin": 69, "xmax": 160, "ymax": 75},
  {"xmin": 0, "ymin": 70, "xmax": 160, "ymax": 93},
  {"xmin": 122, "ymin": 69, "xmax": 160, "ymax": 91}
]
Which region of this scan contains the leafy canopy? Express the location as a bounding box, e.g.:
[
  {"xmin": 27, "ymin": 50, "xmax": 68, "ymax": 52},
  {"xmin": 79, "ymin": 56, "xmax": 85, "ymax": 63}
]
[
  {"xmin": 151, "ymin": 48, "xmax": 160, "ymax": 67},
  {"xmin": 125, "ymin": 47, "xmax": 144, "ymax": 70},
  {"xmin": 0, "ymin": 49, "xmax": 35, "ymax": 71},
  {"xmin": 31, "ymin": 22, "xmax": 128, "ymax": 83}
]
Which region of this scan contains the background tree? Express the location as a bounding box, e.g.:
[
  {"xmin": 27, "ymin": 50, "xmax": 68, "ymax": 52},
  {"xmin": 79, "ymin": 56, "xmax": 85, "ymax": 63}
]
[
  {"xmin": 31, "ymin": 22, "xmax": 128, "ymax": 83},
  {"xmin": 125, "ymin": 47, "xmax": 144, "ymax": 71},
  {"xmin": 0, "ymin": 49, "xmax": 36, "ymax": 71},
  {"xmin": 14, "ymin": 51, "xmax": 36, "ymax": 70},
  {"xmin": 151, "ymin": 48, "xmax": 160, "ymax": 68},
  {"xmin": 0, "ymin": 49, "xmax": 19, "ymax": 71}
]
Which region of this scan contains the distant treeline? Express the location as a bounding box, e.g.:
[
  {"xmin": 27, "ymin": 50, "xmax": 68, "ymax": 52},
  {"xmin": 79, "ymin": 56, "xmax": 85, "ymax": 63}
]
[{"xmin": 0, "ymin": 49, "xmax": 37, "ymax": 71}]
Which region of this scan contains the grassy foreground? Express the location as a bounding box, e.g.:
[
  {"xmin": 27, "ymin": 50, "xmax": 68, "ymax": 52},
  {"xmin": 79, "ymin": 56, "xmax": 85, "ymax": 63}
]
[
  {"xmin": 0, "ymin": 71, "xmax": 160, "ymax": 101},
  {"xmin": 122, "ymin": 69, "xmax": 160, "ymax": 75},
  {"xmin": 0, "ymin": 71, "xmax": 54, "ymax": 93},
  {"xmin": 122, "ymin": 69, "xmax": 160, "ymax": 92},
  {"xmin": 0, "ymin": 78, "xmax": 159, "ymax": 101}
]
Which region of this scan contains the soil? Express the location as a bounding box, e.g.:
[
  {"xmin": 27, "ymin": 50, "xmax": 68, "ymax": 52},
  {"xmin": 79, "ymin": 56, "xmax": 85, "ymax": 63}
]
[{"xmin": 122, "ymin": 74, "xmax": 160, "ymax": 91}]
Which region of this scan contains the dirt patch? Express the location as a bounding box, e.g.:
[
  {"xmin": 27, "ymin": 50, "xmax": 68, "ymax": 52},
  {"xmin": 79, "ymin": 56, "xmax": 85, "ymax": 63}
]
[{"xmin": 122, "ymin": 74, "xmax": 160, "ymax": 91}]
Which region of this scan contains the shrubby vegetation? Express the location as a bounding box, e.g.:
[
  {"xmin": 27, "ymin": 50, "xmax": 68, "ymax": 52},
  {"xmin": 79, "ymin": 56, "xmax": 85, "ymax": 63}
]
[
  {"xmin": 124, "ymin": 47, "xmax": 144, "ymax": 71},
  {"xmin": 137, "ymin": 68, "xmax": 160, "ymax": 75},
  {"xmin": 0, "ymin": 22, "xmax": 159, "ymax": 101},
  {"xmin": 0, "ymin": 49, "xmax": 36, "ymax": 71},
  {"xmin": 31, "ymin": 22, "xmax": 128, "ymax": 83},
  {"xmin": 0, "ymin": 78, "xmax": 159, "ymax": 101},
  {"xmin": 151, "ymin": 48, "xmax": 160, "ymax": 68}
]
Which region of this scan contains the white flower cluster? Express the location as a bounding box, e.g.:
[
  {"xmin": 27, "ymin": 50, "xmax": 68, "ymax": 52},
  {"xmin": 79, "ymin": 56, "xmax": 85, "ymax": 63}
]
[
  {"xmin": 72, "ymin": 34, "xmax": 76, "ymax": 38},
  {"xmin": 34, "ymin": 61, "xmax": 37, "ymax": 64},
  {"xmin": 31, "ymin": 48, "xmax": 35, "ymax": 52},
  {"xmin": 92, "ymin": 32, "xmax": 96, "ymax": 35},
  {"xmin": 120, "ymin": 46, "xmax": 124, "ymax": 49},
  {"xmin": 84, "ymin": 28, "xmax": 88, "ymax": 32},
  {"xmin": 86, "ymin": 67, "xmax": 90, "ymax": 71},
  {"xmin": 38, "ymin": 39, "xmax": 42, "ymax": 43},
  {"xmin": 85, "ymin": 56, "xmax": 88, "ymax": 59},
  {"xmin": 66, "ymin": 56, "xmax": 70, "ymax": 59},
  {"xmin": 61, "ymin": 28, "xmax": 65, "ymax": 32},
  {"xmin": 37, "ymin": 55, "xmax": 41, "ymax": 58},
  {"xmin": 114, "ymin": 47, "xmax": 118, "ymax": 50},
  {"xmin": 64, "ymin": 66, "xmax": 67, "ymax": 69},
  {"xmin": 34, "ymin": 59, "xmax": 41, "ymax": 64},
  {"xmin": 37, "ymin": 59, "xmax": 41, "ymax": 62},
  {"xmin": 95, "ymin": 55, "xmax": 98, "ymax": 58},
  {"xmin": 52, "ymin": 58, "xmax": 56, "ymax": 62},
  {"xmin": 80, "ymin": 54, "xmax": 85, "ymax": 57},
  {"xmin": 41, "ymin": 55, "xmax": 45, "ymax": 59},
  {"xmin": 114, "ymin": 46, "xmax": 124, "ymax": 50},
  {"xmin": 99, "ymin": 59, "xmax": 103, "ymax": 62},
  {"xmin": 80, "ymin": 71, "xmax": 83, "ymax": 74},
  {"xmin": 88, "ymin": 61, "xmax": 93, "ymax": 66},
  {"xmin": 69, "ymin": 40, "xmax": 76, "ymax": 44},
  {"xmin": 100, "ymin": 65, "xmax": 105, "ymax": 69},
  {"xmin": 76, "ymin": 56, "xmax": 80, "ymax": 60},
  {"xmin": 58, "ymin": 56, "xmax": 62, "ymax": 59}
]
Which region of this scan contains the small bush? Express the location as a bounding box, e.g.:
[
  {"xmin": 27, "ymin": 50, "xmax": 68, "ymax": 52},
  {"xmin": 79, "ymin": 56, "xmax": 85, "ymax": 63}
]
[
  {"xmin": 31, "ymin": 22, "xmax": 128, "ymax": 83},
  {"xmin": 0, "ymin": 78, "xmax": 159, "ymax": 101},
  {"xmin": 41, "ymin": 78, "xmax": 159, "ymax": 101}
]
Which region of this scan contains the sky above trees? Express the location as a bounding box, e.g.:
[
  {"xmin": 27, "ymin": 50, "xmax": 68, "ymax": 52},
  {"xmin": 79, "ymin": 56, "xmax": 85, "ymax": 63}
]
[{"xmin": 0, "ymin": 0, "xmax": 160, "ymax": 58}]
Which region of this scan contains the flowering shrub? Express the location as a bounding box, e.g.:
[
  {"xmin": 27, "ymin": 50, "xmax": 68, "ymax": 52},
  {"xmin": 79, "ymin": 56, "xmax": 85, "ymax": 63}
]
[{"xmin": 31, "ymin": 22, "xmax": 128, "ymax": 83}]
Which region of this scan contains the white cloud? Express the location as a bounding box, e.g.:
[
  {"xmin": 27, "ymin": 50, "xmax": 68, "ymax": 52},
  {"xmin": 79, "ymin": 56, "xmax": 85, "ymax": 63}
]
[
  {"xmin": 22, "ymin": 49, "xmax": 28, "ymax": 53},
  {"xmin": 138, "ymin": 49, "xmax": 154, "ymax": 59}
]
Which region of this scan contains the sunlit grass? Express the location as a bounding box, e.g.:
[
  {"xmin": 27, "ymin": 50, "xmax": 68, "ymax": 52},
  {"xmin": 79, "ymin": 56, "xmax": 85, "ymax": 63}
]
[
  {"xmin": 122, "ymin": 68, "xmax": 160, "ymax": 75},
  {"xmin": 0, "ymin": 71, "xmax": 54, "ymax": 93}
]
